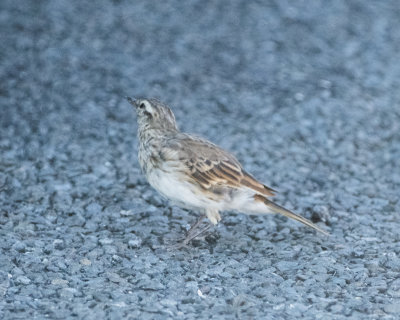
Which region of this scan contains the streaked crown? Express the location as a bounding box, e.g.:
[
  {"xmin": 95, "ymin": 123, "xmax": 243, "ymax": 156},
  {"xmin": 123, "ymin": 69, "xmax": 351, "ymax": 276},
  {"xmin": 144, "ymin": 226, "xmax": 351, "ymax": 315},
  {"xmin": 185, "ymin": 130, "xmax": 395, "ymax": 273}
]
[{"xmin": 127, "ymin": 97, "xmax": 178, "ymax": 132}]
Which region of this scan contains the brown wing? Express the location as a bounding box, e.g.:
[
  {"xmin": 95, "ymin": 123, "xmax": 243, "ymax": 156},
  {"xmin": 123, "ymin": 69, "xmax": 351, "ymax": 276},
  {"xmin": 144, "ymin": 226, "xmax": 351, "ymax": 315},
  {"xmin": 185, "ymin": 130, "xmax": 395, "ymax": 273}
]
[
  {"xmin": 189, "ymin": 158, "xmax": 276, "ymax": 197},
  {"xmin": 166, "ymin": 134, "xmax": 276, "ymax": 197}
]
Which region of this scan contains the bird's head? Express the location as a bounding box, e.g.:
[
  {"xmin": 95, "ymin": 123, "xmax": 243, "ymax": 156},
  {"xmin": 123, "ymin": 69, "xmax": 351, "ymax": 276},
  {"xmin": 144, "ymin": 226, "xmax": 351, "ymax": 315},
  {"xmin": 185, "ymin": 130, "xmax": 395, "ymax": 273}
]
[{"xmin": 127, "ymin": 97, "xmax": 178, "ymax": 132}]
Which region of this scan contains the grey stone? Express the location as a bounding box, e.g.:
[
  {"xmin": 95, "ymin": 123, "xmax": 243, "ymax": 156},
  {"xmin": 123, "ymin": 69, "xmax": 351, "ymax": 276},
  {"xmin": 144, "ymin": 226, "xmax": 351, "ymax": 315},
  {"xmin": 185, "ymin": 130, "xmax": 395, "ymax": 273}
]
[
  {"xmin": 1, "ymin": 0, "xmax": 399, "ymax": 318},
  {"xmin": 128, "ymin": 235, "xmax": 143, "ymax": 248},
  {"xmin": 15, "ymin": 276, "xmax": 31, "ymax": 285},
  {"xmin": 53, "ymin": 239, "xmax": 65, "ymax": 250},
  {"xmin": 384, "ymin": 302, "xmax": 400, "ymax": 314}
]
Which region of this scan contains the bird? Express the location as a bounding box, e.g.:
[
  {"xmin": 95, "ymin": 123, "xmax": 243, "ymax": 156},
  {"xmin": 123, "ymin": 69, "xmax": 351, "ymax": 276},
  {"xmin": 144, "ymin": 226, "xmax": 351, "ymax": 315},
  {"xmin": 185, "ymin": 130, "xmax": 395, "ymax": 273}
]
[{"xmin": 126, "ymin": 97, "xmax": 329, "ymax": 245}]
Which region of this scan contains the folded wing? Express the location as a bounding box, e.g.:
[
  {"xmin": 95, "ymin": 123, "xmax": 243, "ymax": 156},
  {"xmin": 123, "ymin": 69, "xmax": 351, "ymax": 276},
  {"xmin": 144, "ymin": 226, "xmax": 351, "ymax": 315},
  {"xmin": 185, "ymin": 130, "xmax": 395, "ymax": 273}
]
[{"xmin": 165, "ymin": 134, "xmax": 276, "ymax": 197}]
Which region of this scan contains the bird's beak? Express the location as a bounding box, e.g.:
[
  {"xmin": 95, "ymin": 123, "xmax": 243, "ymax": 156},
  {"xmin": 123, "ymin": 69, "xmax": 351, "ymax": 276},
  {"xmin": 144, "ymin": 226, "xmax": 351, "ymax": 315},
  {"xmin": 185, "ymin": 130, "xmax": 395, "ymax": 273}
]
[{"xmin": 126, "ymin": 96, "xmax": 138, "ymax": 108}]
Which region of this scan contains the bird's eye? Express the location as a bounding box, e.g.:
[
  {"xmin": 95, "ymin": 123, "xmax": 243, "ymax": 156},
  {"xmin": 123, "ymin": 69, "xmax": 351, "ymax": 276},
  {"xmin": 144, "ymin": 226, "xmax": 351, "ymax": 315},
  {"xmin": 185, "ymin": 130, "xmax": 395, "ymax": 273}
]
[{"xmin": 139, "ymin": 103, "xmax": 146, "ymax": 109}]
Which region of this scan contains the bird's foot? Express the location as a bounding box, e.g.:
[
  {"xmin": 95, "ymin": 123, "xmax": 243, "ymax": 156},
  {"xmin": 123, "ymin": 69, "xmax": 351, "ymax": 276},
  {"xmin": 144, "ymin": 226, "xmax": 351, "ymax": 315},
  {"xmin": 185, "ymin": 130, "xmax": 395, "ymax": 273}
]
[
  {"xmin": 183, "ymin": 221, "xmax": 212, "ymax": 246},
  {"xmin": 185, "ymin": 214, "xmax": 206, "ymax": 236},
  {"xmin": 165, "ymin": 217, "xmax": 213, "ymax": 250}
]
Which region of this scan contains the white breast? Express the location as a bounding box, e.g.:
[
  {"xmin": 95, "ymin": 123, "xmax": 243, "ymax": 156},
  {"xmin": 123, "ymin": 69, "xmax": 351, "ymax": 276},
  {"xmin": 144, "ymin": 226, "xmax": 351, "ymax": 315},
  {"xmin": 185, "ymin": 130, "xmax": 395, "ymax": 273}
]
[{"xmin": 146, "ymin": 168, "xmax": 222, "ymax": 211}]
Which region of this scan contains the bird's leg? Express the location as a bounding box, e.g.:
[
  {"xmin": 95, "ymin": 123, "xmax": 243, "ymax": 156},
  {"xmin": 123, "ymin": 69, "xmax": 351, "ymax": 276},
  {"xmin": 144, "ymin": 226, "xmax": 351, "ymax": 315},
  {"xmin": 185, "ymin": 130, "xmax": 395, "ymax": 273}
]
[
  {"xmin": 182, "ymin": 209, "xmax": 220, "ymax": 245},
  {"xmin": 166, "ymin": 221, "xmax": 212, "ymax": 250},
  {"xmin": 185, "ymin": 214, "xmax": 206, "ymax": 238},
  {"xmin": 167, "ymin": 211, "xmax": 218, "ymax": 249},
  {"xmin": 165, "ymin": 214, "xmax": 208, "ymax": 249},
  {"xmin": 183, "ymin": 221, "xmax": 212, "ymax": 246}
]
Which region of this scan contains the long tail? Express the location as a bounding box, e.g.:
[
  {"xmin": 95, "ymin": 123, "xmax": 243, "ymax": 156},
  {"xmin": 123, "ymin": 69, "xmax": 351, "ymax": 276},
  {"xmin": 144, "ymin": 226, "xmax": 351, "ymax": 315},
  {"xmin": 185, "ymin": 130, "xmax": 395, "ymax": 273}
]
[{"xmin": 254, "ymin": 195, "xmax": 329, "ymax": 235}]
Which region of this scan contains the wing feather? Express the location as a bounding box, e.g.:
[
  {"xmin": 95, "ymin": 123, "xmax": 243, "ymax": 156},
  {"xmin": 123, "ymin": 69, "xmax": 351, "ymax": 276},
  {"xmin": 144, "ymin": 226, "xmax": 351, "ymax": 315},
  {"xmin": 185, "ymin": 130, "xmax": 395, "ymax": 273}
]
[{"xmin": 165, "ymin": 134, "xmax": 276, "ymax": 197}]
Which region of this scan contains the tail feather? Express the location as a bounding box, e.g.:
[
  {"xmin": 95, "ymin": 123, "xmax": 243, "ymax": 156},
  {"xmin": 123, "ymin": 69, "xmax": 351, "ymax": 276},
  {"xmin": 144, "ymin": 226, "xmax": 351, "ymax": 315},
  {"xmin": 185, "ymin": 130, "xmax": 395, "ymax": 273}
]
[{"xmin": 254, "ymin": 195, "xmax": 329, "ymax": 235}]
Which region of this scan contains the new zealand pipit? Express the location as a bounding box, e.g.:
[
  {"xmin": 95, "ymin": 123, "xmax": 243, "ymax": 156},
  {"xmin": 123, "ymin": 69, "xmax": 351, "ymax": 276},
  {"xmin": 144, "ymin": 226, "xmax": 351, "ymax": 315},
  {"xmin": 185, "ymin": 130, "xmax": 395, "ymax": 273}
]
[{"xmin": 127, "ymin": 97, "xmax": 328, "ymax": 244}]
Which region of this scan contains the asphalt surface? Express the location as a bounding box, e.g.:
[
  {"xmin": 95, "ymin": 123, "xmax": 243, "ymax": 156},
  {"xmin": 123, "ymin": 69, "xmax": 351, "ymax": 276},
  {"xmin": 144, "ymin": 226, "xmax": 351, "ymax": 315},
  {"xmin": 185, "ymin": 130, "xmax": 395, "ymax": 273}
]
[{"xmin": 1, "ymin": 0, "xmax": 400, "ymax": 319}]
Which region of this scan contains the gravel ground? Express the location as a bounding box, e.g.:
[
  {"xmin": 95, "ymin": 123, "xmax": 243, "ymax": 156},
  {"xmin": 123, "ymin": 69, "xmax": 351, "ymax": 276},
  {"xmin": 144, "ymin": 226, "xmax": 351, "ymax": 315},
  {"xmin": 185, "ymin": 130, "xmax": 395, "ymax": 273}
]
[{"xmin": 1, "ymin": 0, "xmax": 400, "ymax": 319}]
